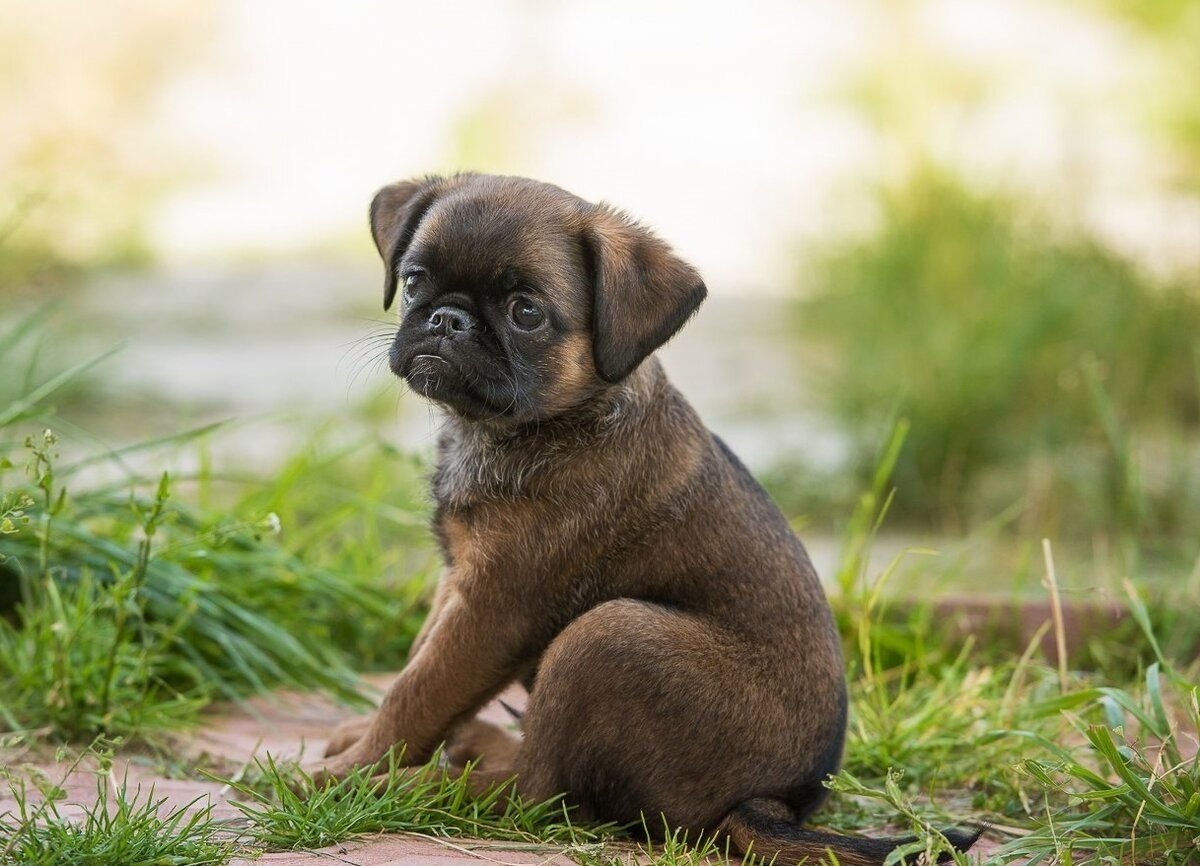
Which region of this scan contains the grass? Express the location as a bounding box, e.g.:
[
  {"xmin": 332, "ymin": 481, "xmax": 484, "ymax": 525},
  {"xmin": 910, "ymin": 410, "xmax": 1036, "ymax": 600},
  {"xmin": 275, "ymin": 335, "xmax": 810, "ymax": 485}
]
[
  {"xmin": 0, "ymin": 743, "xmax": 234, "ymax": 865},
  {"xmin": 790, "ymin": 166, "xmax": 1200, "ymax": 563},
  {"xmin": 217, "ymin": 751, "xmax": 772, "ymax": 865},
  {"xmin": 823, "ymin": 585, "xmax": 1200, "ymax": 862},
  {"xmin": 0, "ymin": 740, "xmax": 742, "ymax": 865},
  {"xmin": 806, "ymin": 424, "xmax": 1200, "ymax": 864},
  {"xmin": 223, "ymin": 749, "xmax": 609, "ymax": 851},
  {"xmin": 822, "ymin": 637, "xmax": 1200, "ymax": 864},
  {"xmin": 0, "ymin": 310, "xmax": 436, "ymax": 742},
  {"xmin": 6, "ymin": 577, "xmax": 1194, "ymax": 864}
]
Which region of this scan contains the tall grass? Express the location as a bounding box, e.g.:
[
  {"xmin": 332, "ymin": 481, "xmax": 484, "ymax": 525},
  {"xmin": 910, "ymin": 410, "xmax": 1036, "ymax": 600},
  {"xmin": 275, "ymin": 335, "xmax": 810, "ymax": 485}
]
[
  {"xmin": 795, "ymin": 167, "xmax": 1200, "ymax": 556},
  {"xmin": 818, "ymin": 423, "xmax": 1200, "ymax": 865},
  {"xmin": 0, "ymin": 743, "xmax": 234, "ymax": 865},
  {"xmin": 0, "ymin": 311, "xmax": 434, "ymax": 741}
]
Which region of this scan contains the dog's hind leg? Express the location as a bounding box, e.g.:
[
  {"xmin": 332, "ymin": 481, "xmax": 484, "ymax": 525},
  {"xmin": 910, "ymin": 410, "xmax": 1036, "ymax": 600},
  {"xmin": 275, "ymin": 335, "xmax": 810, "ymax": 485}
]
[
  {"xmin": 510, "ymin": 598, "xmax": 770, "ymax": 830},
  {"xmin": 445, "ymin": 718, "xmax": 521, "ymax": 770}
]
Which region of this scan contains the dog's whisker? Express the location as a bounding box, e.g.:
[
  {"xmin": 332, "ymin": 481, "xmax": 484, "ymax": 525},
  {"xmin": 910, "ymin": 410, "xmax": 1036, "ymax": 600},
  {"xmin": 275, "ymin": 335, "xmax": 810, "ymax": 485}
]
[{"xmin": 344, "ymin": 344, "xmax": 390, "ymax": 387}]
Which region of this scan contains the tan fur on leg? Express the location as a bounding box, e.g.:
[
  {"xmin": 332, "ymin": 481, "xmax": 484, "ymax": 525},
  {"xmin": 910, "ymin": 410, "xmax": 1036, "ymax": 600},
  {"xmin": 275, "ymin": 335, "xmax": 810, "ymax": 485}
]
[
  {"xmin": 445, "ymin": 718, "xmax": 521, "ymax": 770},
  {"xmin": 324, "ymin": 714, "xmax": 374, "ymax": 757}
]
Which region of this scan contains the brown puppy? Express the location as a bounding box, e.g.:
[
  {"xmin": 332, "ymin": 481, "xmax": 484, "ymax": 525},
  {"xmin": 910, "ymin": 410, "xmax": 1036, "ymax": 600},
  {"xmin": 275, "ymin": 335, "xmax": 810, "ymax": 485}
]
[{"xmin": 320, "ymin": 174, "xmax": 977, "ymax": 865}]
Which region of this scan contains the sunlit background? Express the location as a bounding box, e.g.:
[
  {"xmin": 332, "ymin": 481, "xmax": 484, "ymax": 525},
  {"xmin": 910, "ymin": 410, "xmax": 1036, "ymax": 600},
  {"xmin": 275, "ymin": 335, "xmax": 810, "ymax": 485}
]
[{"xmin": 3, "ymin": 0, "xmax": 1199, "ymax": 588}]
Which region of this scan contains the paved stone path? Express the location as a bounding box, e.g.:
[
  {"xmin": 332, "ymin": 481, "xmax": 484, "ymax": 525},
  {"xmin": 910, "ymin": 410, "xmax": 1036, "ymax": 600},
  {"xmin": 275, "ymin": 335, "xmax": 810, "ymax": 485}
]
[
  {"xmin": 0, "ymin": 674, "xmax": 1012, "ymax": 864},
  {"xmin": 1, "ymin": 677, "xmax": 588, "ymax": 866},
  {"xmin": 6, "ymin": 600, "xmax": 1119, "ymax": 864},
  {"xmin": 1, "ymin": 593, "xmax": 1130, "ymax": 863}
]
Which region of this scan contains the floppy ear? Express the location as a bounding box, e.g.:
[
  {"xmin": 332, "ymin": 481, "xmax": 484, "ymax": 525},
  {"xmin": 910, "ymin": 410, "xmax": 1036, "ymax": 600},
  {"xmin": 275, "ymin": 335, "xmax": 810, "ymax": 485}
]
[
  {"xmin": 369, "ymin": 176, "xmax": 444, "ymax": 310},
  {"xmin": 584, "ymin": 207, "xmax": 707, "ymax": 383}
]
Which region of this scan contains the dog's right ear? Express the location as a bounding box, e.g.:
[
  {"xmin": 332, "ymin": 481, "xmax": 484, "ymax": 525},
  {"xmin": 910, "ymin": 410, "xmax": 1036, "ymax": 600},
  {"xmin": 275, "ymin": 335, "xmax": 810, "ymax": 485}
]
[
  {"xmin": 370, "ymin": 176, "xmax": 444, "ymax": 311},
  {"xmin": 583, "ymin": 206, "xmax": 707, "ymax": 383}
]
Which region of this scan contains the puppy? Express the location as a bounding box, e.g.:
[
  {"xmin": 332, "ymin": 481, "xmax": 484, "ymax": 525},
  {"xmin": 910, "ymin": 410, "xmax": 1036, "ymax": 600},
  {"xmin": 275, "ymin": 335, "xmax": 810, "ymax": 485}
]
[{"xmin": 320, "ymin": 174, "xmax": 978, "ymax": 866}]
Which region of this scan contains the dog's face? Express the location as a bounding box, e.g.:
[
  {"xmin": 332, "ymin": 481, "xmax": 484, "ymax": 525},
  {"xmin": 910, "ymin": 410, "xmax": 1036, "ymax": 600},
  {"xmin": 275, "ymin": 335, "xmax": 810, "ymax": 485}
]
[{"xmin": 370, "ymin": 174, "xmax": 706, "ymax": 424}]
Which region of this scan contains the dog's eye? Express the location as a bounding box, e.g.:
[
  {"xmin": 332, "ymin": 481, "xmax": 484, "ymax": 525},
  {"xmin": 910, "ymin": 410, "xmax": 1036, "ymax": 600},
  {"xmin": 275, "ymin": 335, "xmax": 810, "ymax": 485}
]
[
  {"xmin": 507, "ymin": 296, "xmax": 545, "ymax": 330},
  {"xmin": 401, "ymin": 270, "xmax": 425, "ymax": 301}
]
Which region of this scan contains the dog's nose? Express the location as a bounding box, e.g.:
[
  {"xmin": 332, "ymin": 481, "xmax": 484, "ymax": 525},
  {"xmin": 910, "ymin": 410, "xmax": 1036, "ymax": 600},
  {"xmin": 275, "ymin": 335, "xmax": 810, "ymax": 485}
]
[{"xmin": 427, "ymin": 305, "xmax": 477, "ymax": 338}]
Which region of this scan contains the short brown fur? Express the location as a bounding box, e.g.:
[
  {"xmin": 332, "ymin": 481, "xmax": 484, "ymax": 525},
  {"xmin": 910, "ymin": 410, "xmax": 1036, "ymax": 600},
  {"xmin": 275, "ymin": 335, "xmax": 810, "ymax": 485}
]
[{"xmin": 318, "ymin": 173, "xmax": 977, "ymax": 865}]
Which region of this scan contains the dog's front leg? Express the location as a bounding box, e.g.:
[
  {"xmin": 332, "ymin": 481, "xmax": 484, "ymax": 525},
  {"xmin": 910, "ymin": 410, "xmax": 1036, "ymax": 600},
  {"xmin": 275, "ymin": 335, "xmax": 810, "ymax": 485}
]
[
  {"xmin": 324, "ymin": 571, "xmax": 456, "ymax": 758},
  {"xmin": 312, "ymin": 587, "xmax": 530, "ymax": 783},
  {"xmin": 406, "ymin": 571, "xmax": 453, "ymax": 661}
]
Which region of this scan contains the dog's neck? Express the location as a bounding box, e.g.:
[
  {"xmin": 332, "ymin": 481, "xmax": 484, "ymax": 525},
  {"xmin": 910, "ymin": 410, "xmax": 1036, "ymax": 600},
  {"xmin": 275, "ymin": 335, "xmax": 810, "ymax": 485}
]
[{"xmin": 432, "ymin": 359, "xmax": 675, "ymax": 509}]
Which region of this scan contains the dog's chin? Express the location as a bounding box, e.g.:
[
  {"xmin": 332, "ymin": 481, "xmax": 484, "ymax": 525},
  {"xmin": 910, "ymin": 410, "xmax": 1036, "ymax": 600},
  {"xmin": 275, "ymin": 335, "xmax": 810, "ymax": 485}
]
[{"xmin": 397, "ymin": 353, "xmax": 512, "ymax": 422}]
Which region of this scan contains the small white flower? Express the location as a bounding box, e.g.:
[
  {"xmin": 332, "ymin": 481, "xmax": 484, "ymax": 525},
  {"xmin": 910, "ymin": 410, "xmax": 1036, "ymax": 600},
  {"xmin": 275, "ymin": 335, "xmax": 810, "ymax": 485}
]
[{"xmin": 264, "ymin": 512, "xmax": 282, "ymax": 534}]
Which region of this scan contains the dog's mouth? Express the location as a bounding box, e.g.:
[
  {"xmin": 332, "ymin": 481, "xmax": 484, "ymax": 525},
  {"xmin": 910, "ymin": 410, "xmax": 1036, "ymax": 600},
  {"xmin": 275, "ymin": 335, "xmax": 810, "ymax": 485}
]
[
  {"xmin": 391, "ymin": 341, "xmax": 517, "ymax": 420},
  {"xmin": 409, "ymin": 353, "xmax": 451, "ymax": 377},
  {"xmin": 398, "ymin": 350, "xmax": 464, "ymax": 398}
]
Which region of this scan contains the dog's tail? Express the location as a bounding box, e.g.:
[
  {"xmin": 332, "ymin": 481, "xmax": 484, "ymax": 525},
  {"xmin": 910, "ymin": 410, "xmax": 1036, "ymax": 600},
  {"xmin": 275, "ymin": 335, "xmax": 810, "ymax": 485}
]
[{"xmin": 718, "ymin": 798, "xmax": 981, "ymax": 866}]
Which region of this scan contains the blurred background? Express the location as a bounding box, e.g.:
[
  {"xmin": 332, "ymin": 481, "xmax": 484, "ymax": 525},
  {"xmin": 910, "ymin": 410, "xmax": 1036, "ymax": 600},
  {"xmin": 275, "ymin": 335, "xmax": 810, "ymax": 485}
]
[{"xmin": 3, "ymin": 0, "xmax": 1199, "ymax": 596}]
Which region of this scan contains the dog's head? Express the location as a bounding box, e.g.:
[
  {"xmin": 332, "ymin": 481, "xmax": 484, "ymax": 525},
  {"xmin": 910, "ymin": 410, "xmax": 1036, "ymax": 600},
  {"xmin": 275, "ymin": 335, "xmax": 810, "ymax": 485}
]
[{"xmin": 370, "ymin": 173, "xmax": 706, "ymax": 424}]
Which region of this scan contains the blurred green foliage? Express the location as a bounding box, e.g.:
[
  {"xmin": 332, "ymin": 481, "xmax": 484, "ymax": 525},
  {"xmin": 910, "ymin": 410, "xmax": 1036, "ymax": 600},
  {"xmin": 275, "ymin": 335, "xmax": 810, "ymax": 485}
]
[
  {"xmin": 795, "ymin": 167, "xmax": 1200, "ymax": 551},
  {"xmin": 0, "ymin": 1, "xmax": 211, "ymax": 292}
]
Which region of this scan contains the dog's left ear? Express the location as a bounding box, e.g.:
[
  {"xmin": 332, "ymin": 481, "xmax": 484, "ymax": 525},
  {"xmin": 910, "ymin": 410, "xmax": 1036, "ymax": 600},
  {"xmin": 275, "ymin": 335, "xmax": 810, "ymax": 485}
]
[
  {"xmin": 370, "ymin": 176, "xmax": 444, "ymax": 310},
  {"xmin": 584, "ymin": 207, "xmax": 707, "ymax": 383}
]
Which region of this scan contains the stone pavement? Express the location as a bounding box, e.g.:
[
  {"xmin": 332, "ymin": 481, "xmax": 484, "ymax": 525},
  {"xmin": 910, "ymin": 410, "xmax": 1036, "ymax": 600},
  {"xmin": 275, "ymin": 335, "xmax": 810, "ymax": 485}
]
[
  {"xmin": 3, "ymin": 618, "xmax": 1089, "ymax": 865},
  {"xmin": 1, "ymin": 676, "xmax": 584, "ymax": 866},
  {"xmin": 4, "ymin": 589, "xmax": 1130, "ymax": 865},
  {"xmin": 240, "ymin": 834, "xmax": 584, "ymax": 866}
]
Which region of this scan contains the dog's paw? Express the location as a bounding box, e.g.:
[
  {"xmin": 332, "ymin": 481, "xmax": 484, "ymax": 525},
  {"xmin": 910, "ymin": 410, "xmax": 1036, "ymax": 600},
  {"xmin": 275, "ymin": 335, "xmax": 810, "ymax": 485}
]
[
  {"xmin": 305, "ymin": 744, "xmax": 386, "ymax": 789},
  {"xmin": 323, "ymin": 714, "xmax": 374, "ymax": 758},
  {"xmin": 445, "ymin": 719, "xmax": 520, "ymax": 769}
]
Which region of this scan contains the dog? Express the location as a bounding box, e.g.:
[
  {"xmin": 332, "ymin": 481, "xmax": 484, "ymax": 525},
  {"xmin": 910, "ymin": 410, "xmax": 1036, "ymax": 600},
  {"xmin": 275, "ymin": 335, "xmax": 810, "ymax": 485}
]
[{"xmin": 318, "ymin": 173, "xmax": 979, "ymax": 865}]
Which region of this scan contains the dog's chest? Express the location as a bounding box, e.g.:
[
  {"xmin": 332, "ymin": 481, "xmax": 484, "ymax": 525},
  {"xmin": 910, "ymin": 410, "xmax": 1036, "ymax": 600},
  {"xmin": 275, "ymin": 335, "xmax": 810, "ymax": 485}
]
[
  {"xmin": 433, "ymin": 429, "xmax": 529, "ymax": 505},
  {"xmin": 430, "ymin": 423, "xmax": 635, "ymax": 599},
  {"xmin": 436, "ymin": 499, "xmax": 557, "ymax": 573},
  {"xmin": 435, "ymin": 504, "xmax": 610, "ymax": 624}
]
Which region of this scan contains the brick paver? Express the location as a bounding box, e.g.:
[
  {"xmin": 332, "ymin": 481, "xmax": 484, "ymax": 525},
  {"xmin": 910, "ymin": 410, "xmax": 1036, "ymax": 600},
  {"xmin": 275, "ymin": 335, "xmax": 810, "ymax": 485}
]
[{"xmin": 0, "ymin": 675, "xmax": 541, "ymax": 865}]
